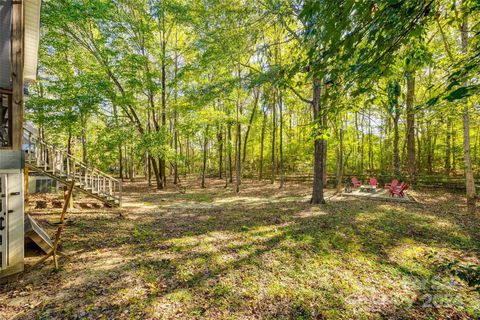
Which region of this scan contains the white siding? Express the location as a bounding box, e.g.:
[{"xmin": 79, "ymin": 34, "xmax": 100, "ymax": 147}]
[{"xmin": 24, "ymin": 0, "xmax": 41, "ymax": 82}]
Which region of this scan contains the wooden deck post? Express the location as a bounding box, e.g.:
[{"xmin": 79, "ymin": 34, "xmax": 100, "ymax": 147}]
[{"xmin": 11, "ymin": 0, "xmax": 24, "ymax": 150}]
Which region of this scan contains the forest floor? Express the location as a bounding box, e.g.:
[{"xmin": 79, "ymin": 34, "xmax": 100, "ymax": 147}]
[{"xmin": 1, "ymin": 178, "xmax": 479, "ymax": 320}]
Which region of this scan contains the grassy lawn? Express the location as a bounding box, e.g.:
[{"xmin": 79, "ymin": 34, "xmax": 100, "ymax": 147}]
[{"xmin": 1, "ymin": 179, "xmax": 479, "ymax": 319}]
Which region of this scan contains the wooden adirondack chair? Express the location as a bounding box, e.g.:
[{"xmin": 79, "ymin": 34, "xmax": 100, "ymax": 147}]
[
  {"xmin": 389, "ymin": 182, "xmax": 408, "ymax": 197},
  {"xmin": 352, "ymin": 177, "xmax": 362, "ymax": 188},
  {"xmin": 369, "ymin": 178, "xmax": 378, "ymax": 188},
  {"xmin": 385, "ymin": 179, "xmax": 398, "ymax": 189}
]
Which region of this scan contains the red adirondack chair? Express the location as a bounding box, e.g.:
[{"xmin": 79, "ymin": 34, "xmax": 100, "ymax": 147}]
[
  {"xmin": 385, "ymin": 179, "xmax": 398, "ymax": 189},
  {"xmin": 389, "ymin": 182, "xmax": 408, "ymax": 197},
  {"xmin": 369, "ymin": 178, "xmax": 378, "ymax": 188},
  {"xmin": 352, "ymin": 177, "xmax": 362, "ymax": 188}
]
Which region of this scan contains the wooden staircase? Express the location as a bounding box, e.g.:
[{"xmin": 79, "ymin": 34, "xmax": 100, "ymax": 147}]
[{"xmin": 24, "ymin": 127, "xmax": 122, "ymax": 207}]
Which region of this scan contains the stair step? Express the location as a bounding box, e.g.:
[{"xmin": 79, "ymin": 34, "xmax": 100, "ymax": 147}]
[{"xmin": 24, "ymin": 137, "xmax": 122, "ymax": 207}]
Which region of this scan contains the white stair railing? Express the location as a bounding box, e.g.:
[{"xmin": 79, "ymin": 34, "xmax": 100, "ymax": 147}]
[{"xmin": 24, "ymin": 127, "xmax": 122, "ymax": 206}]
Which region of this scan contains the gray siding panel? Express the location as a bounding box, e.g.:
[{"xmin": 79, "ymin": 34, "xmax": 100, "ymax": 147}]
[{"xmin": 0, "ymin": 1, "xmax": 12, "ymax": 89}]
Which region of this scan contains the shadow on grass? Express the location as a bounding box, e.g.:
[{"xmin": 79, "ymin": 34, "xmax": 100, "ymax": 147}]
[{"xmin": 3, "ymin": 180, "xmax": 479, "ymax": 319}]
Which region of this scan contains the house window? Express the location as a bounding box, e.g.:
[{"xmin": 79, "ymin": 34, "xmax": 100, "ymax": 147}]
[{"xmin": 34, "ymin": 178, "xmax": 57, "ymax": 193}]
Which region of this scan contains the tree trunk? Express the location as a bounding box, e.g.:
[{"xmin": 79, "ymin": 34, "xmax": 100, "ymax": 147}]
[
  {"xmin": 217, "ymin": 128, "xmax": 223, "ymax": 179},
  {"xmin": 393, "ymin": 109, "xmax": 400, "ymax": 176},
  {"xmin": 473, "ymin": 126, "xmax": 479, "ymax": 166},
  {"xmin": 147, "ymin": 153, "xmax": 152, "ymax": 186},
  {"xmin": 322, "ymin": 91, "xmax": 328, "ymax": 186},
  {"xmin": 158, "ymin": 156, "xmax": 164, "ymax": 187},
  {"xmin": 259, "ymin": 107, "xmax": 267, "ymax": 180},
  {"xmin": 124, "ymin": 146, "xmax": 128, "ymax": 179},
  {"xmin": 445, "ymin": 119, "xmax": 452, "ymax": 175},
  {"xmin": 271, "ymin": 92, "xmax": 276, "ymax": 184},
  {"xmin": 129, "ymin": 147, "xmax": 134, "ymax": 182},
  {"xmin": 368, "ymin": 107, "xmax": 373, "ymax": 170},
  {"xmin": 336, "ymin": 124, "xmax": 344, "ymax": 192},
  {"xmin": 242, "ymin": 92, "xmax": 258, "ymax": 163},
  {"xmin": 460, "ymin": 5, "xmax": 477, "ymax": 214},
  {"xmin": 160, "ymin": 23, "xmax": 167, "ymax": 188},
  {"xmin": 354, "ymin": 113, "xmax": 361, "ymax": 172},
  {"xmin": 431, "ymin": 131, "xmax": 437, "ymax": 174},
  {"xmin": 81, "ymin": 115, "xmax": 87, "ymax": 165},
  {"xmin": 150, "ymin": 156, "xmax": 161, "ymax": 188},
  {"xmin": 173, "ymin": 113, "xmax": 179, "ymax": 184},
  {"xmin": 227, "ymin": 124, "xmax": 233, "ymax": 183},
  {"xmin": 186, "ymin": 137, "xmax": 190, "ymax": 176},
  {"xmin": 452, "ymin": 127, "xmax": 457, "ymax": 173},
  {"xmin": 224, "ymin": 127, "xmax": 229, "ymax": 187},
  {"xmin": 173, "ymin": 31, "xmax": 179, "ymax": 185},
  {"xmin": 235, "ymin": 107, "xmax": 241, "ymax": 193},
  {"xmin": 311, "ymin": 77, "xmax": 325, "ymax": 204},
  {"xmin": 406, "ymin": 70, "xmax": 416, "ymax": 180},
  {"xmin": 112, "ymin": 104, "xmax": 123, "ymax": 181},
  {"xmin": 119, "ymin": 145, "xmax": 123, "ymax": 181},
  {"xmin": 416, "ymin": 124, "xmax": 422, "ymax": 173},
  {"xmin": 67, "ymin": 129, "xmax": 72, "ymax": 155},
  {"xmin": 279, "ymin": 90, "xmax": 285, "ymax": 189},
  {"xmin": 201, "ymin": 126, "xmax": 209, "ymax": 188}
]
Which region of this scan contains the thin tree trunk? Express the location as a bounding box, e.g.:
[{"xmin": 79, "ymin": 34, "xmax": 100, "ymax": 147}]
[
  {"xmin": 406, "ymin": 70, "xmax": 416, "ymax": 180},
  {"xmin": 473, "ymin": 126, "xmax": 479, "ymax": 167},
  {"xmin": 311, "ymin": 77, "xmax": 325, "ymax": 204},
  {"xmin": 453, "ymin": 126, "xmax": 457, "ymax": 173},
  {"xmin": 224, "ymin": 127, "xmax": 229, "ymax": 187},
  {"xmin": 460, "ymin": 4, "xmax": 477, "ymax": 213},
  {"xmin": 271, "ymin": 92, "xmax": 276, "ymax": 184},
  {"xmin": 354, "ymin": 113, "xmax": 361, "ymax": 173},
  {"xmin": 227, "ymin": 124, "xmax": 233, "ymax": 183},
  {"xmin": 393, "ymin": 109, "xmax": 400, "ymax": 176},
  {"xmin": 426, "ymin": 125, "xmax": 433, "ymax": 173},
  {"xmin": 217, "ymin": 128, "xmax": 223, "ymax": 179},
  {"xmin": 160, "ymin": 18, "xmax": 167, "ymax": 188},
  {"xmin": 148, "ymin": 153, "xmax": 152, "ymax": 186},
  {"xmin": 81, "ymin": 115, "xmax": 87, "ymax": 165},
  {"xmin": 322, "ymin": 91, "xmax": 328, "ymax": 186},
  {"xmin": 124, "ymin": 146, "xmax": 128, "ymax": 179},
  {"xmin": 119, "ymin": 145, "xmax": 123, "ymax": 181},
  {"xmin": 186, "ymin": 137, "xmax": 190, "ymax": 176},
  {"xmin": 158, "ymin": 156, "xmax": 164, "ymax": 187},
  {"xmin": 336, "ymin": 124, "xmax": 344, "ymax": 192},
  {"xmin": 235, "ymin": 103, "xmax": 241, "ymax": 193},
  {"xmin": 431, "ymin": 131, "xmax": 437, "ymax": 173},
  {"xmin": 445, "ymin": 119, "xmax": 452, "ymax": 175},
  {"xmin": 416, "ymin": 124, "xmax": 422, "ymax": 173},
  {"xmin": 360, "ymin": 115, "xmax": 365, "ymax": 173},
  {"xmin": 129, "ymin": 147, "xmax": 134, "ymax": 182},
  {"xmin": 173, "ymin": 31, "xmax": 179, "ymax": 185},
  {"xmin": 368, "ymin": 106, "xmax": 373, "ymax": 170},
  {"xmin": 279, "ymin": 90, "xmax": 285, "ymax": 189},
  {"xmin": 201, "ymin": 126, "xmax": 209, "ymax": 188},
  {"xmin": 242, "ymin": 93, "xmax": 258, "ymax": 163},
  {"xmin": 173, "ymin": 114, "xmax": 179, "ymax": 184},
  {"xmin": 150, "ymin": 156, "xmax": 161, "ymax": 188},
  {"xmin": 259, "ymin": 106, "xmax": 267, "ymax": 180},
  {"xmin": 112, "ymin": 104, "xmax": 123, "ymax": 181}
]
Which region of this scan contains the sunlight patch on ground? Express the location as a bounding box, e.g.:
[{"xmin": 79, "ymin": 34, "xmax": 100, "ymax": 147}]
[
  {"xmin": 295, "ymin": 206, "xmax": 329, "ymax": 218},
  {"xmin": 123, "ymin": 200, "xmax": 159, "ymax": 211},
  {"xmin": 387, "ymin": 240, "xmax": 431, "ymax": 277},
  {"xmin": 73, "ymin": 250, "xmax": 131, "ymax": 272},
  {"xmin": 161, "ymin": 201, "xmax": 216, "ymax": 210}
]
